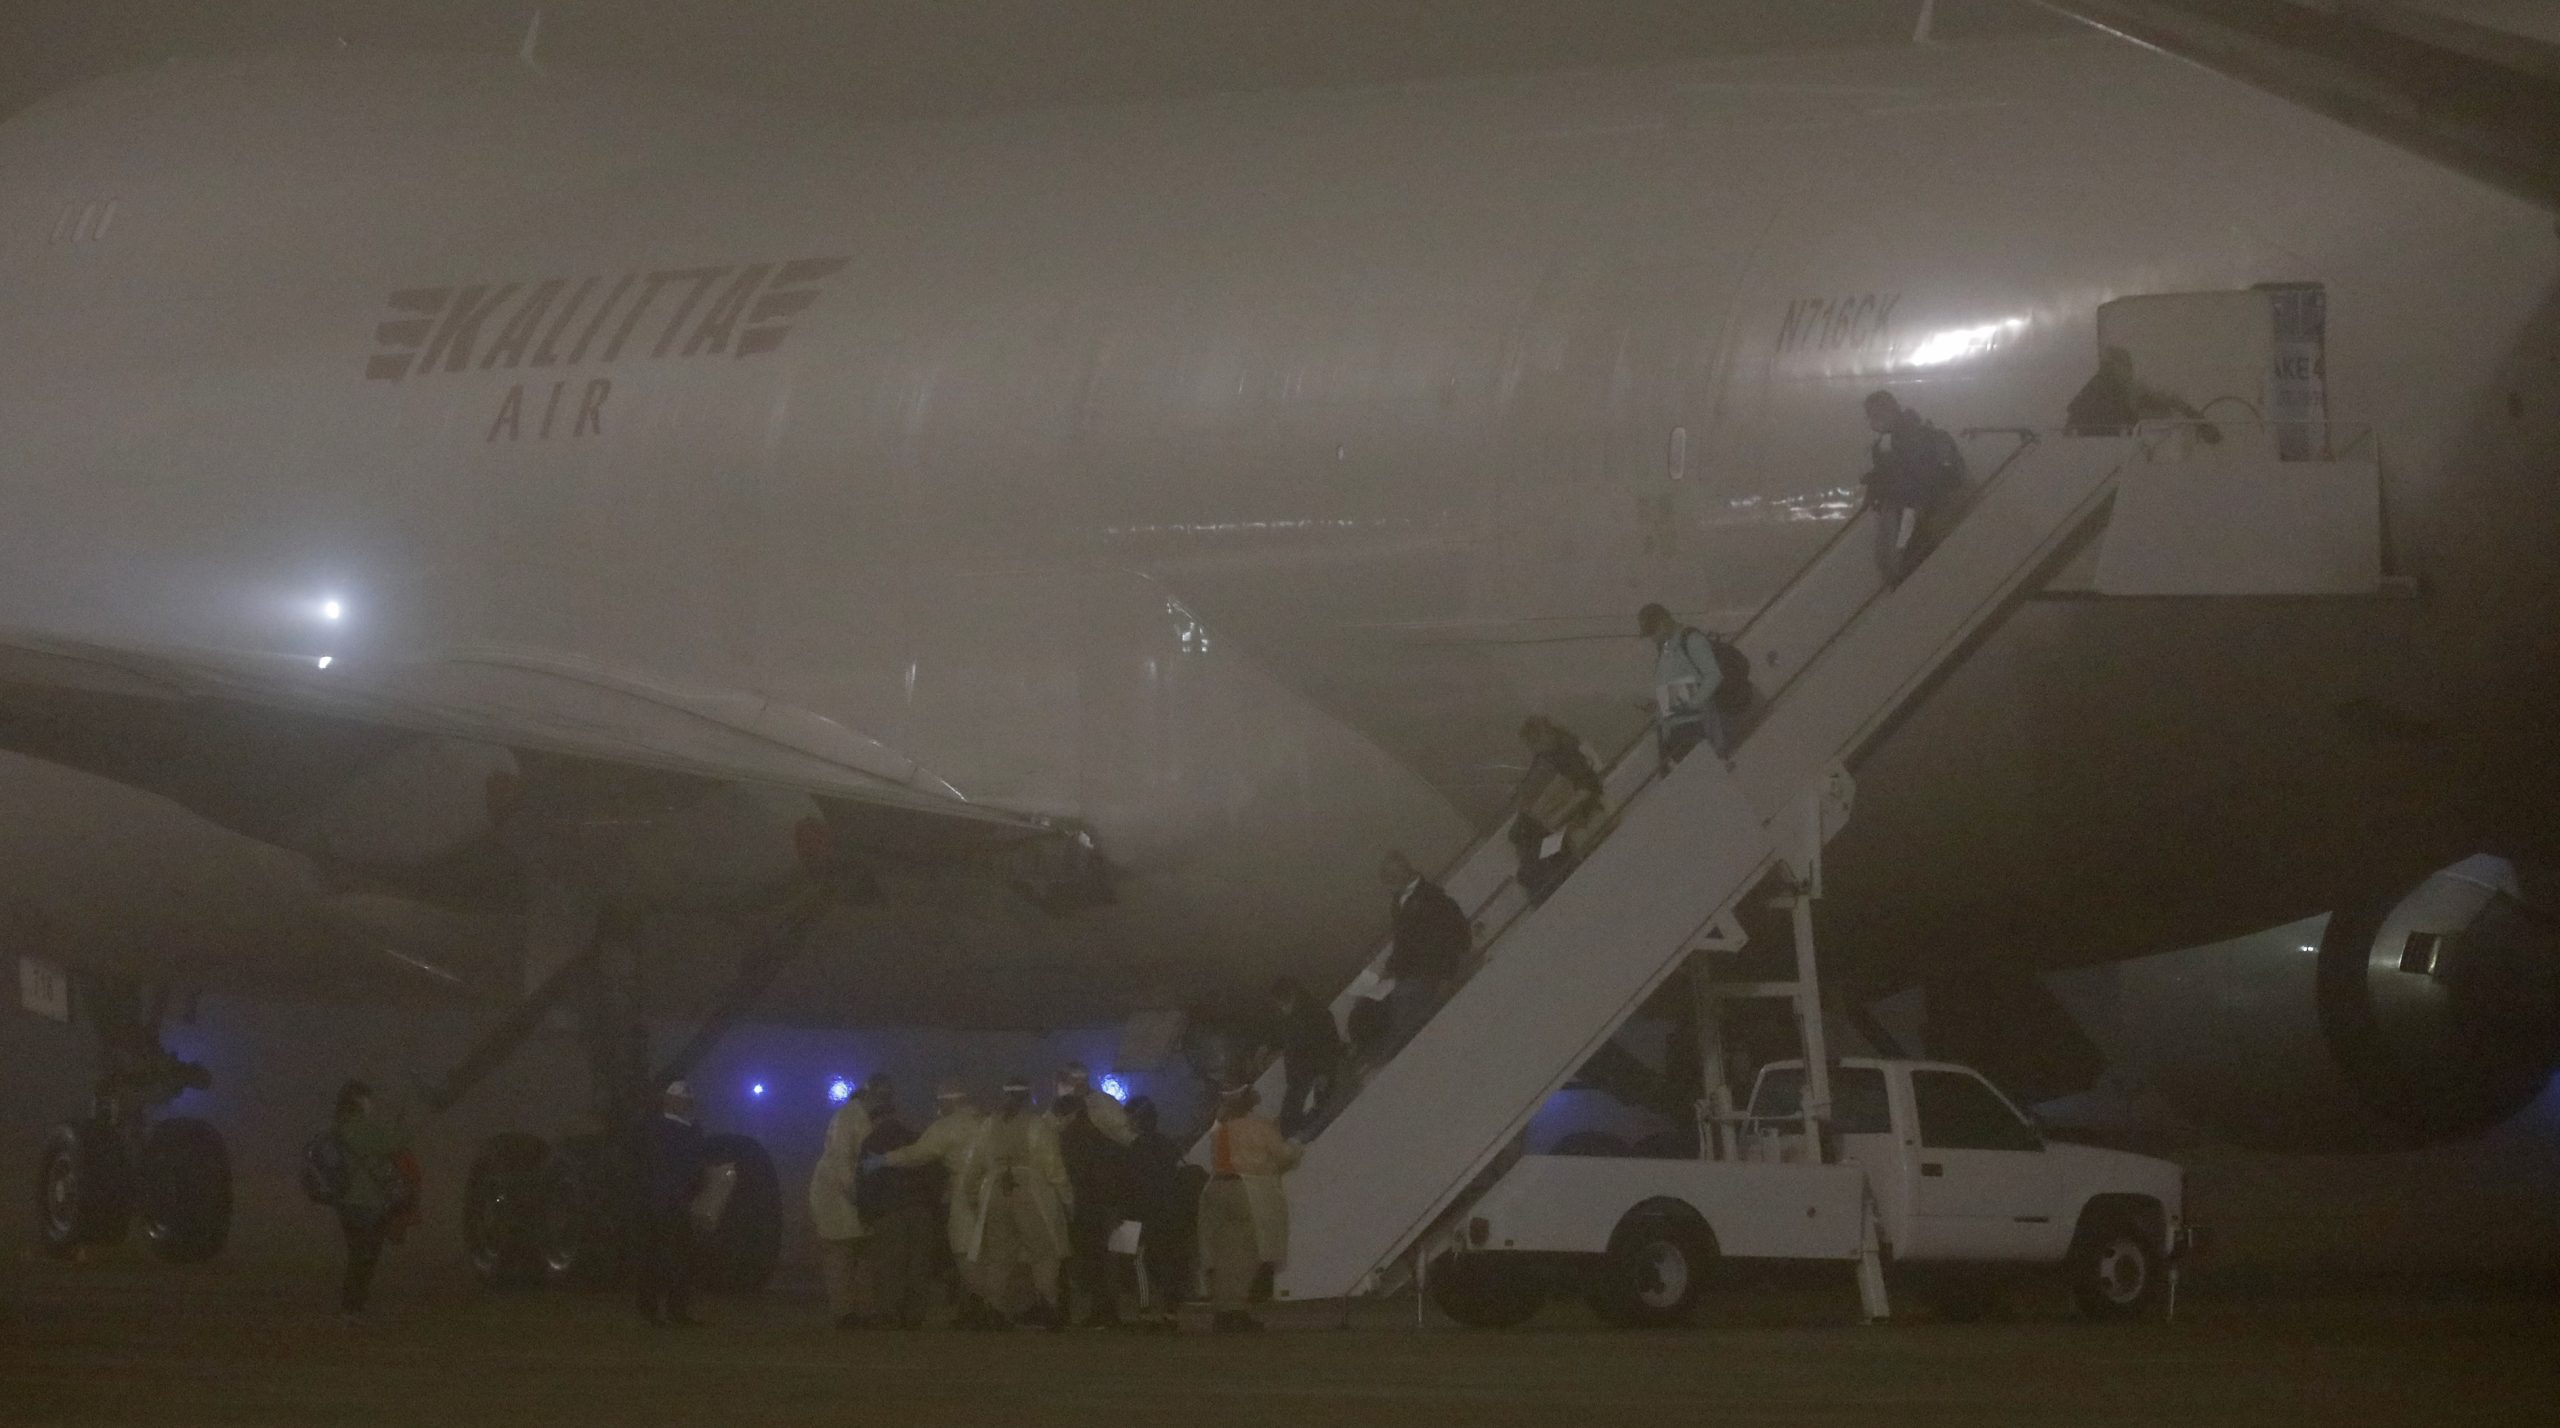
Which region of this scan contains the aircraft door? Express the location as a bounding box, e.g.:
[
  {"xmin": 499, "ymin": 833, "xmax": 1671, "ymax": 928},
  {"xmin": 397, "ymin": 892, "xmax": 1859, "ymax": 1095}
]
[{"xmin": 2092, "ymin": 284, "xmax": 2330, "ymax": 460}]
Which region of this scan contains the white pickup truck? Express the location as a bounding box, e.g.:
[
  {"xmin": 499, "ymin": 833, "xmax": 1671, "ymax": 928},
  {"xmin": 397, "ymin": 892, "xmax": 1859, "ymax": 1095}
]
[{"xmin": 1428, "ymin": 1057, "xmax": 2194, "ymax": 1328}]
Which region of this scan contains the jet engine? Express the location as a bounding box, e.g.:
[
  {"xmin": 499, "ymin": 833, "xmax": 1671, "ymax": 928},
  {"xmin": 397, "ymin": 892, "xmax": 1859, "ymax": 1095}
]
[{"xmin": 2045, "ymin": 856, "xmax": 2560, "ymax": 1150}]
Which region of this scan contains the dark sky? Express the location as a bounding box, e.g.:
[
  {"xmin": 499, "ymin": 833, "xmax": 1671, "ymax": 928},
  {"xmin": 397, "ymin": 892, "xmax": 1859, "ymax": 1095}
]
[{"xmin": 0, "ymin": 1, "xmax": 2079, "ymax": 122}]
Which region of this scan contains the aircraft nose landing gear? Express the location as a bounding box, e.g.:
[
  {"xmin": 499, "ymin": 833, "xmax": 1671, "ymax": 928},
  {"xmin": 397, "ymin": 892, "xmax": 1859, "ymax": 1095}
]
[{"xmin": 34, "ymin": 978, "xmax": 231, "ymax": 1262}]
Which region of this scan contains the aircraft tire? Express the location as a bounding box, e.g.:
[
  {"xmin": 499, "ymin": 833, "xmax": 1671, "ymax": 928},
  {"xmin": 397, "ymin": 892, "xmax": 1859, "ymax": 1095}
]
[
  {"xmin": 537, "ymin": 1133, "xmax": 627, "ymax": 1289},
  {"xmin": 36, "ymin": 1121, "xmax": 133, "ymax": 1251},
  {"xmin": 463, "ymin": 1132, "xmax": 552, "ymax": 1290},
  {"xmin": 696, "ymin": 1133, "xmax": 781, "ymax": 1293},
  {"xmin": 137, "ymin": 1117, "xmax": 232, "ymax": 1263}
]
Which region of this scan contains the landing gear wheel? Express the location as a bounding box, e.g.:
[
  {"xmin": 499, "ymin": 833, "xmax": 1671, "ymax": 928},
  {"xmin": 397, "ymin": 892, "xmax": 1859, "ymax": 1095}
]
[
  {"xmin": 537, "ymin": 1134, "xmax": 627, "ymax": 1289},
  {"xmin": 1427, "ymin": 1254, "xmax": 1546, "ymax": 1329},
  {"xmin": 463, "ymin": 1132, "xmax": 551, "ymax": 1289},
  {"xmin": 2070, "ymin": 1215, "xmax": 2163, "ymax": 1321},
  {"xmin": 137, "ymin": 1118, "xmax": 232, "ymax": 1263},
  {"xmin": 696, "ymin": 1133, "xmax": 781, "ymax": 1294},
  {"xmin": 36, "ymin": 1121, "xmax": 132, "ymax": 1251},
  {"xmin": 1587, "ymin": 1215, "xmax": 1713, "ymax": 1328}
]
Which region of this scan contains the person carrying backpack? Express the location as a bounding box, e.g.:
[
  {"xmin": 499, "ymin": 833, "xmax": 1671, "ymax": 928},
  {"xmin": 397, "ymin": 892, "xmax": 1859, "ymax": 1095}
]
[
  {"xmin": 306, "ymin": 1079, "xmax": 410, "ymax": 1323},
  {"xmin": 1639, "ymin": 603, "xmax": 1748, "ymax": 769},
  {"xmin": 1859, "ymin": 390, "xmax": 1968, "ymax": 586}
]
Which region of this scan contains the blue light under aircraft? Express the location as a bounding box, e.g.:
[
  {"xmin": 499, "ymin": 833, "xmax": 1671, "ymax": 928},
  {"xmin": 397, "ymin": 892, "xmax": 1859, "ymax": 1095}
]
[
  {"xmin": 828, "ymin": 1078, "xmax": 853, "ymax": 1103},
  {"xmin": 1099, "ymin": 1075, "xmax": 1129, "ymax": 1103}
]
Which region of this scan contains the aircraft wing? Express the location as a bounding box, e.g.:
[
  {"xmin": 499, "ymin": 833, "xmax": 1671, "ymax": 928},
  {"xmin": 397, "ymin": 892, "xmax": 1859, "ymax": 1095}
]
[
  {"xmin": 2047, "ymin": 0, "xmax": 2560, "ymax": 210},
  {"xmin": 0, "ymin": 624, "xmax": 1056, "ymax": 858}
]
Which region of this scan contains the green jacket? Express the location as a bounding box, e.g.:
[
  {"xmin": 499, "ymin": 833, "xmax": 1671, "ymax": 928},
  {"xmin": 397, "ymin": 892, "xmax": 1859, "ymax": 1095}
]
[{"xmin": 336, "ymin": 1113, "xmax": 406, "ymax": 1216}]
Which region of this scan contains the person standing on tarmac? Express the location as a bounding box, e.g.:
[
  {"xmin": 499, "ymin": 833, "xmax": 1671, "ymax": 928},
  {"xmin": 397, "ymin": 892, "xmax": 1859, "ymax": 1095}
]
[
  {"xmin": 1198, "ymin": 1082, "xmax": 1302, "ymax": 1333},
  {"xmin": 855, "ymin": 1079, "xmax": 936, "ymax": 1330},
  {"xmin": 877, "ymin": 1080, "xmax": 992, "ymax": 1326},
  {"xmin": 964, "ymin": 1075, "xmax": 1073, "ymax": 1329},
  {"xmin": 1124, "ymin": 1097, "xmax": 1200, "ymax": 1332},
  {"xmin": 327, "ymin": 1079, "xmax": 409, "ymax": 1324},
  {"xmin": 1056, "ymin": 1062, "xmax": 1134, "ymax": 1146},
  {"xmin": 635, "ymin": 1081, "xmax": 708, "ymax": 1327},
  {"xmin": 1054, "ymin": 1092, "xmax": 1133, "ymax": 1328},
  {"xmin": 808, "ymin": 1073, "xmax": 877, "ymax": 1329}
]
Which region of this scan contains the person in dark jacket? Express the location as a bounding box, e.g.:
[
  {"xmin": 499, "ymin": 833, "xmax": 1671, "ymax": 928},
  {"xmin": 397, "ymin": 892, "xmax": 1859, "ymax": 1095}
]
[
  {"xmin": 328, "ymin": 1079, "xmax": 409, "ymax": 1323},
  {"xmin": 1265, "ymin": 977, "xmax": 1343, "ymax": 1137},
  {"xmin": 1122, "ymin": 1097, "xmax": 1199, "ymax": 1332},
  {"xmin": 635, "ymin": 1080, "xmax": 708, "ymax": 1326},
  {"xmin": 1052, "ymin": 1093, "xmax": 1132, "ymax": 1328},
  {"xmin": 1377, "ymin": 851, "xmax": 1471, "ymax": 1053},
  {"xmin": 2064, "ymin": 345, "xmax": 2223, "ymax": 442},
  {"xmin": 1508, "ymin": 715, "xmax": 1604, "ymax": 904},
  {"xmin": 855, "ymin": 1079, "xmax": 937, "ymax": 1329},
  {"xmin": 1860, "ymin": 390, "xmax": 1966, "ymax": 585}
]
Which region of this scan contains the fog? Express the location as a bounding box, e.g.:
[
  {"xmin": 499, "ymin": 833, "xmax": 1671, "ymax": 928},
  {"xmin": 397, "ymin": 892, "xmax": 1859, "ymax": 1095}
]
[{"xmin": 0, "ymin": 0, "xmax": 2079, "ymax": 122}]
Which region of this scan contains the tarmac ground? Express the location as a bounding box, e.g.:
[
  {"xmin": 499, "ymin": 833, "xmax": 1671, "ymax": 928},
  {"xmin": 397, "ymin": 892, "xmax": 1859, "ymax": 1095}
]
[{"xmin": 5, "ymin": 1253, "xmax": 2557, "ymax": 1427}]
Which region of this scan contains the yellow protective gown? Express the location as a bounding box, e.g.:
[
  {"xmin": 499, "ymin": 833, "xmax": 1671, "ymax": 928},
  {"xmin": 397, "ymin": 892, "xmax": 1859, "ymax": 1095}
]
[
  {"xmin": 1200, "ymin": 1112, "xmax": 1302, "ymax": 1267},
  {"xmin": 806, "ymin": 1099, "xmax": 873, "ymax": 1243},
  {"xmin": 879, "ymin": 1104, "xmax": 986, "ymax": 1257},
  {"xmin": 961, "ymin": 1109, "xmax": 1071, "ymax": 1263}
]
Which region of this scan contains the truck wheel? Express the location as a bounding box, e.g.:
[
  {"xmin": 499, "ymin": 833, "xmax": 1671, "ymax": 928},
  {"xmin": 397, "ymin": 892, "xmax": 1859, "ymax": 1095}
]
[
  {"xmin": 137, "ymin": 1118, "xmax": 232, "ymax": 1263},
  {"xmin": 1587, "ymin": 1213, "xmax": 1713, "ymax": 1328},
  {"xmin": 1427, "ymin": 1254, "xmax": 1546, "ymax": 1328},
  {"xmin": 2070, "ymin": 1214, "xmax": 2163, "ymax": 1321}
]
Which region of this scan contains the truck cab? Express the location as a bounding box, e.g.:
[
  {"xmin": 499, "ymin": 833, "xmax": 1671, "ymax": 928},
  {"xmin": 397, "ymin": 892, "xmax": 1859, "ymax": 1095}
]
[{"xmin": 1747, "ymin": 1057, "xmax": 2191, "ymax": 1316}]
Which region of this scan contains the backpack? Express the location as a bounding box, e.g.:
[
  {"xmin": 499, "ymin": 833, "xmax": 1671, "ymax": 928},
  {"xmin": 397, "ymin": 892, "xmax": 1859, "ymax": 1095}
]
[
  {"xmin": 1704, "ymin": 633, "xmax": 1754, "ymax": 714},
  {"xmin": 1682, "ymin": 629, "xmax": 1755, "ymax": 716},
  {"xmin": 1921, "ymin": 422, "xmax": 1969, "ymax": 499},
  {"xmin": 300, "ymin": 1130, "xmax": 350, "ymax": 1206}
]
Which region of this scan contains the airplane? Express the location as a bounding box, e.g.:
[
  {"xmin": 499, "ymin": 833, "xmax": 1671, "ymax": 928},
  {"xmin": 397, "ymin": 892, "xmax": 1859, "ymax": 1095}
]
[{"xmin": 3, "ymin": 5, "xmax": 2555, "ymax": 1282}]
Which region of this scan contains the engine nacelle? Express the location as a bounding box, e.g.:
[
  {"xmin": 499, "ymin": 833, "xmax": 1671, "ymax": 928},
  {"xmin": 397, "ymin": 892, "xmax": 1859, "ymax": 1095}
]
[{"xmin": 2046, "ymin": 856, "xmax": 2560, "ymax": 1150}]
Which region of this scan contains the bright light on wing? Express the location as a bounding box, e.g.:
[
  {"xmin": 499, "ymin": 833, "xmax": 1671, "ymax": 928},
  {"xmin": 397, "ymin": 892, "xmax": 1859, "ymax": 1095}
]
[
  {"xmin": 1099, "ymin": 1075, "xmax": 1129, "ymax": 1103},
  {"xmin": 828, "ymin": 1078, "xmax": 853, "ymax": 1103}
]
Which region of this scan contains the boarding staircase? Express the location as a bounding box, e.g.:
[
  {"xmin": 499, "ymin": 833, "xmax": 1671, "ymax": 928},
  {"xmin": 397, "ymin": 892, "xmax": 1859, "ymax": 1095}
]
[{"xmin": 1222, "ymin": 430, "xmax": 2152, "ymax": 1304}]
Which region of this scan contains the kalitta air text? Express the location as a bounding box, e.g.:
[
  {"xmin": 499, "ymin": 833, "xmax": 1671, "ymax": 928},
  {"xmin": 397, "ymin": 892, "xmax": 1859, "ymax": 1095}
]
[{"xmin": 361, "ymin": 257, "xmax": 849, "ymax": 443}]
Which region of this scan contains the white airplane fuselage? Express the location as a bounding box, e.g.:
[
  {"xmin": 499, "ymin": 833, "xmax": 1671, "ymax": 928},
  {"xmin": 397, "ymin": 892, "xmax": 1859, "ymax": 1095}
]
[{"xmin": 2, "ymin": 34, "xmax": 2554, "ymax": 1021}]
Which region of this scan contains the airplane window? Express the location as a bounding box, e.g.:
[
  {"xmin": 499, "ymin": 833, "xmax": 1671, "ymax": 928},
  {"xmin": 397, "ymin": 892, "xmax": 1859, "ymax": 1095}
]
[
  {"xmin": 1912, "ymin": 1069, "xmax": 2041, "ymax": 1152},
  {"xmin": 1748, "ymin": 1066, "xmax": 1889, "ymax": 1134}
]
